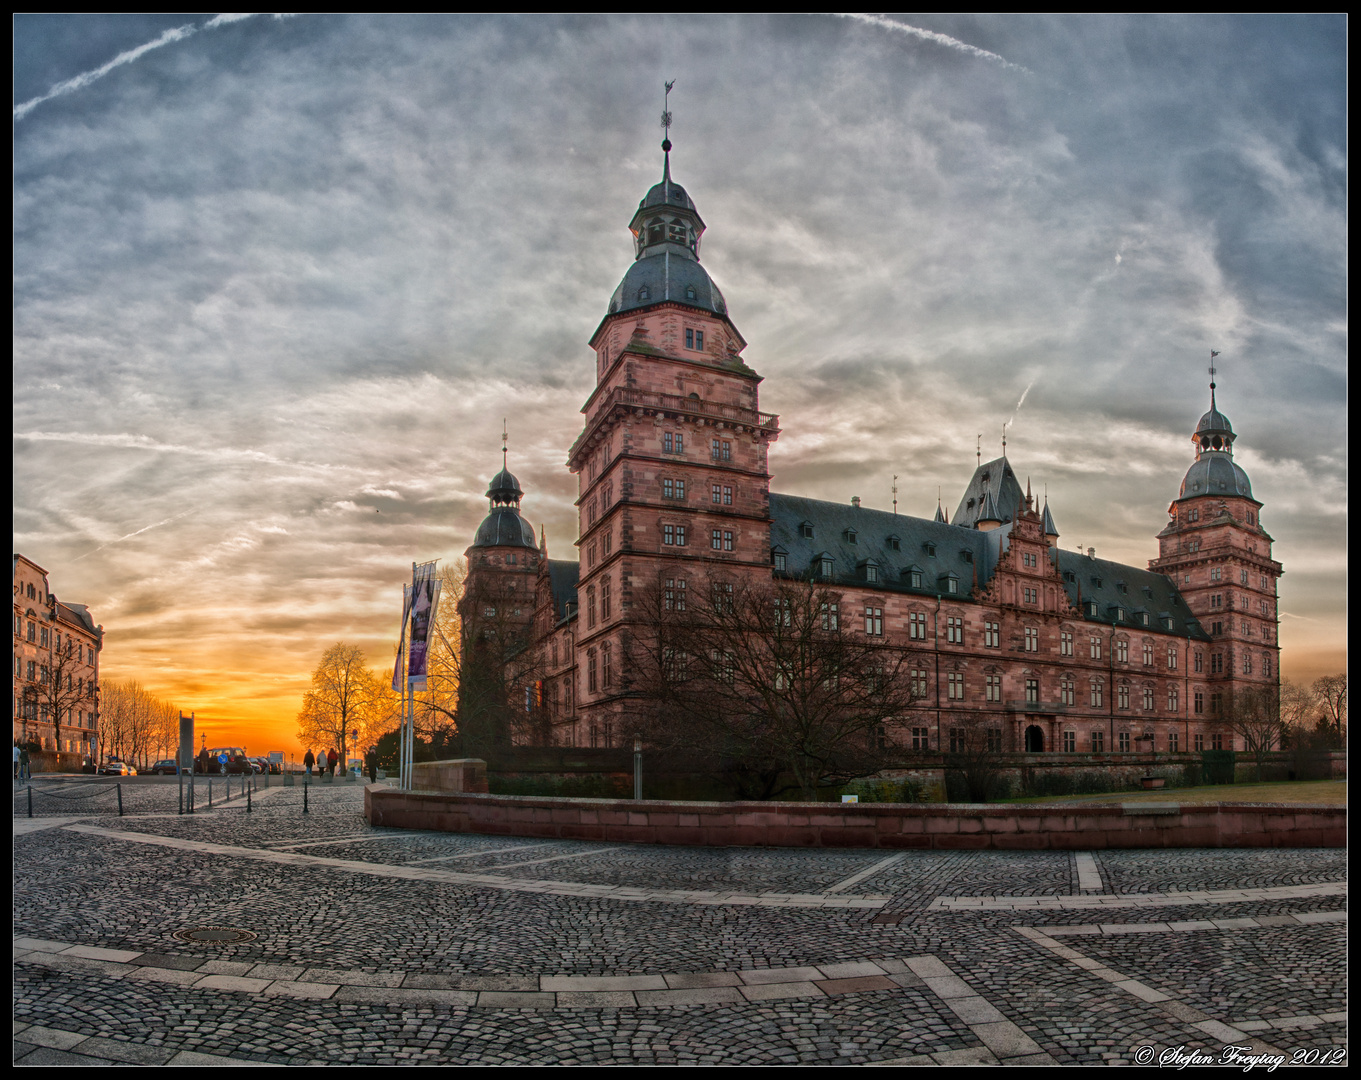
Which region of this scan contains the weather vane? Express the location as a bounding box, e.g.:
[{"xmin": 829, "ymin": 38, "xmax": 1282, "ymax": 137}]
[
  {"xmin": 661, "ymin": 79, "xmax": 675, "ymax": 147},
  {"xmin": 501, "ymin": 418, "xmax": 508, "ymax": 467},
  {"xmin": 892, "ymin": 474, "xmax": 898, "ymax": 516},
  {"xmin": 976, "ymin": 435, "xmax": 981, "ymax": 467}
]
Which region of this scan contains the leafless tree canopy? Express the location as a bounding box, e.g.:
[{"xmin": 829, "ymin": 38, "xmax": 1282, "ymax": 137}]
[
  {"xmin": 1278, "ymin": 674, "xmax": 1348, "ymax": 751},
  {"xmin": 1225, "ymin": 685, "xmax": 1285, "ymax": 780},
  {"xmin": 1312, "ymin": 673, "xmax": 1347, "ymax": 748},
  {"xmin": 940, "ymin": 712, "xmax": 1009, "ymax": 802},
  {"xmin": 296, "ymin": 642, "xmax": 385, "ymax": 766},
  {"xmin": 99, "ymin": 680, "xmax": 180, "ymax": 768},
  {"xmin": 627, "ymin": 570, "xmax": 926, "ymax": 799},
  {"xmin": 27, "ymin": 634, "xmax": 100, "ymax": 756}
]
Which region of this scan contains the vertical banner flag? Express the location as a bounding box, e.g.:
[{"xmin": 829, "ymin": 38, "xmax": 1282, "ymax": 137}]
[
  {"xmin": 392, "ymin": 584, "xmax": 412, "ymax": 692},
  {"xmin": 407, "ymin": 560, "xmax": 441, "ymax": 691}
]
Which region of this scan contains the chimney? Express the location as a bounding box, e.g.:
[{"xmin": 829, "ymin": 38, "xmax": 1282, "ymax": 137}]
[
  {"xmin": 851, "ymin": 496, "xmax": 861, "ymax": 508},
  {"xmin": 1087, "ymin": 547, "xmax": 1096, "ymax": 559}
]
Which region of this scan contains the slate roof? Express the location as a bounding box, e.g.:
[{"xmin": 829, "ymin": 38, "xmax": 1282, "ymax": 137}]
[
  {"xmin": 769, "ymin": 492, "xmax": 1208, "ymax": 641},
  {"xmin": 770, "ymin": 494, "xmax": 997, "ymax": 598},
  {"xmin": 952, "ymin": 457, "xmax": 1024, "ymax": 529},
  {"xmin": 57, "ymin": 601, "xmax": 101, "ymax": 638},
  {"xmin": 470, "ymin": 507, "xmax": 537, "ymax": 550},
  {"xmin": 546, "ymin": 560, "xmax": 579, "ymax": 622},
  {"xmin": 607, "ymin": 250, "xmax": 728, "ymax": 319},
  {"xmin": 1178, "ymin": 454, "xmax": 1255, "ymax": 502},
  {"xmin": 1053, "ymin": 550, "xmax": 1209, "ymax": 640}
]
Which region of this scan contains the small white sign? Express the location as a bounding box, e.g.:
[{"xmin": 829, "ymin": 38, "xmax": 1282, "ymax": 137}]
[{"xmin": 841, "ymin": 794, "xmax": 859, "ymax": 803}]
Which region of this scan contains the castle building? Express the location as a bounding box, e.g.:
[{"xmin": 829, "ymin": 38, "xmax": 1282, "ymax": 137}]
[
  {"xmin": 458, "ymin": 135, "xmax": 1281, "ymax": 757},
  {"xmin": 12, "ymin": 554, "xmax": 104, "ymax": 758}
]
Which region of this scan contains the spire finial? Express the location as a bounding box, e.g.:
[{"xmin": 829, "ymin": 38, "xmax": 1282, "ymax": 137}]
[
  {"xmin": 1001, "ymin": 423, "xmax": 1007, "ymax": 458},
  {"xmin": 501, "ymin": 418, "xmax": 508, "ymax": 468},
  {"xmin": 661, "ymin": 80, "xmax": 675, "ymax": 177},
  {"xmin": 976, "ymin": 435, "xmax": 981, "ymax": 467},
  {"xmin": 1209, "ymin": 349, "xmax": 1220, "ymax": 410}
]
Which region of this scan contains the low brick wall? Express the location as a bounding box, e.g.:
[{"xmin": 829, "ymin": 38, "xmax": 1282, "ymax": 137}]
[{"xmin": 364, "ymin": 789, "xmax": 1344, "ymax": 850}]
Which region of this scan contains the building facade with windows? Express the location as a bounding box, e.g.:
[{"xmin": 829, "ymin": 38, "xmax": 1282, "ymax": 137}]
[
  {"xmin": 13, "ymin": 554, "xmax": 104, "ymax": 758},
  {"xmin": 457, "ymin": 139, "xmax": 1282, "ymax": 757}
]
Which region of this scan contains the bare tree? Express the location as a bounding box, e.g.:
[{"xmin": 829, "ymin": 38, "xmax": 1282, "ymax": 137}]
[
  {"xmin": 942, "ymin": 712, "xmax": 1009, "ymax": 803},
  {"xmin": 1312, "ymin": 673, "xmax": 1347, "ymax": 749},
  {"xmin": 1278, "ymin": 679, "xmax": 1316, "ymax": 748},
  {"xmin": 628, "ymin": 570, "xmax": 926, "ymax": 800},
  {"xmin": 296, "ymin": 643, "xmax": 382, "ymax": 769},
  {"xmin": 1226, "ymin": 685, "xmax": 1286, "ymax": 782},
  {"xmin": 35, "ymin": 635, "xmax": 96, "ymax": 757}
]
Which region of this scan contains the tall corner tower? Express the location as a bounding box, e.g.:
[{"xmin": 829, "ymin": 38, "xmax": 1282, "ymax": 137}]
[
  {"xmin": 1148, "ymin": 369, "xmax": 1282, "ymax": 719},
  {"xmin": 568, "ymin": 119, "xmax": 781, "ymax": 728}
]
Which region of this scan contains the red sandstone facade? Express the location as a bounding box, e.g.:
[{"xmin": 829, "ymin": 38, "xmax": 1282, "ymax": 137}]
[{"xmin": 459, "ymin": 142, "xmax": 1281, "ymax": 762}]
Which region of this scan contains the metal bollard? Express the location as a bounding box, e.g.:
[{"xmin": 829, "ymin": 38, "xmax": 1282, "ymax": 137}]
[
  {"xmin": 247, "ymin": 784, "xmax": 252, "ymax": 813},
  {"xmin": 28, "ymin": 785, "xmax": 33, "ymax": 818},
  {"xmin": 117, "ymin": 783, "xmax": 123, "ymax": 817},
  {"xmin": 208, "ymin": 777, "xmax": 212, "ymax": 807},
  {"xmin": 303, "ymin": 782, "xmax": 309, "ymax": 815}
]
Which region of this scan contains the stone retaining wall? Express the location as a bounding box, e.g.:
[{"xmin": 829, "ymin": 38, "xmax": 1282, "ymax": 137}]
[{"xmin": 364, "ymin": 789, "xmax": 1343, "ymax": 850}]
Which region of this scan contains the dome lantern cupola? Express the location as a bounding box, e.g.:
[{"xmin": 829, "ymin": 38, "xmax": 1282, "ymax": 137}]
[
  {"xmin": 469, "ymin": 425, "xmax": 537, "ymax": 550},
  {"xmin": 1176, "ymin": 354, "xmax": 1255, "ymax": 502}
]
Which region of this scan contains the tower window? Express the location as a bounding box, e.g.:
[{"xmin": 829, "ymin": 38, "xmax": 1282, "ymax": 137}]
[
  {"xmin": 638, "ymin": 286, "xmax": 650, "ymax": 301},
  {"xmin": 685, "ymin": 285, "xmax": 696, "ymax": 301}
]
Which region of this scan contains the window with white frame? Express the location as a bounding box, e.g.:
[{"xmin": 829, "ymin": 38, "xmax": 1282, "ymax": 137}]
[
  {"xmin": 820, "ymin": 603, "xmax": 839, "ymax": 631},
  {"xmin": 1025, "ymin": 627, "xmax": 1038, "ymax": 652},
  {"xmin": 946, "ymin": 617, "xmax": 964, "ymax": 644},
  {"xmin": 1061, "ymin": 679, "xmax": 1075, "ymax": 706},
  {"xmin": 1116, "ymin": 638, "xmax": 1129, "ymax": 663},
  {"xmin": 986, "ymin": 674, "xmax": 1001, "ymax": 702},
  {"xmin": 1061, "ymin": 630, "xmax": 1073, "ymax": 656},
  {"xmin": 1090, "ymin": 680, "xmax": 1103, "ymax": 707},
  {"xmin": 985, "ymin": 621, "xmax": 1000, "ymax": 648},
  {"xmin": 909, "ymin": 612, "xmax": 927, "ymax": 640},
  {"xmin": 947, "ymin": 672, "xmax": 965, "ymax": 700},
  {"xmin": 864, "ymin": 607, "xmax": 883, "ymax": 636},
  {"xmin": 1117, "ymin": 684, "xmax": 1129, "ymax": 710}
]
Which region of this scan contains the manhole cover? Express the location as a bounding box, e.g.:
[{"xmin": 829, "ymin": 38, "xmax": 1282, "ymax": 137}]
[{"xmin": 173, "ymin": 926, "xmax": 257, "ymax": 944}]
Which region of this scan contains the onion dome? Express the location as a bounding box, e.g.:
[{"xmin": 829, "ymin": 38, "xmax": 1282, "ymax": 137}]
[
  {"xmin": 470, "ymin": 460, "xmax": 537, "ymax": 550},
  {"xmin": 606, "ymin": 137, "xmax": 728, "ymax": 319},
  {"xmin": 1176, "ymin": 384, "xmax": 1255, "ymax": 502}
]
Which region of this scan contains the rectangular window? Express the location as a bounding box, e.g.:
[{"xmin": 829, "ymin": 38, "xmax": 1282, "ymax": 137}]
[
  {"xmin": 984, "ymin": 621, "xmax": 1000, "ymax": 648},
  {"xmin": 587, "ymin": 586, "xmax": 597, "ymax": 629},
  {"xmin": 820, "ymin": 603, "xmax": 839, "ymax": 631},
  {"xmin": 663, "ymin": 432, "xmax": 684, "ymax": 454},
  {"xmin": 685, "ymin": 327, "xmax": 694, "ymax": 349},
  {"xmin": 711, "ymin": 438, "xmax": 721, "ymax": 460},
  {"xmin": 1023, "ymin": 552, "xmax": 1037, "ymax": 568},
  {"xmin": 1194, "ymin": 651, "xmax": 1203, "ymax": 673},
  {"xmin": 773, "ymin": 552, "xmax": 786, "ymax": 571},
  {"xmin": 603, "ymin": 530, "xmax": 612, "ymax": 556},
  {"xmin": 1143, "ymin": 643, "xmax": 1153, "ymax": 666},
  {"xmin": 1168, "ymin": 686, "xmax": 1179, "ymax": 711},
  {"xmin": 1090, "ymin": 638, "xmax": 1102, "ymax": 660},
  {"xmin": 1210, "ymin": 692, "xmax": 1222, "ymax": 716},
  {"xmin": 947, "ymin": 672, "xmax": 965, "ymax": 701},
  {"xmin": 910, "ymin": 612, "xmax": 928, "ymax": 640},
  {"xmin": 711, "ymin": 582, "xmax": 734, "ymax": 613},
  {"xmin": 663, "ymin": 478, "xmax": 685, "ymax": 499},
  {"xmin": 911, "ymin": 727, "xmax": 929, "ymax": 751},
  {"xmin": 40, "ymin": 628, "xmax": 49, "ymax": 647},
  {"xmin": 1168, "ymin": 647, "xmax": 1177, "ymax": 670},
  {"xmin": 27, "ymin": 622, "xmax": 35, "ymax": 642},
  {"xmin": 911, "ymin": 670, "xmax": 928, "ymax": 696},
  {"xmin": 1143, "ymin": 687, "xmax": 1154, "ymax": 711},
  {"xmin": 1168, "ymin": 732, "xmax": 1179, "ymax": 753},
  {"xmin": 676, "ymin": 525, "xmax": 686, "ymax": 546},
  {"xmin": 712, "ymin": 484, "xmax": 722, "ymax": 503},
  {"xmin": 774, "ymin": 598, "xmax": 791, "ymax": 628},
  {"xmin": 1091, "ymin": 731, "xmax": 1105, "ymax": 753},
  {"xmin": 1091, "ymin": 682, "xmax": 1104, "ymax": 708},
  {"xmin": 1116, "ymin": 639, "xmax": 1128, "ymax": 663},
  {"xmin": 1024, "ymin": 587, "xmax": 1037, "ymax": 604},
  {"xmin": 1194, "ymin": 733, "xmax": 1204, "ymax": 751},
  {"xmin": 663, "ymin": 524, "xmax": 675, "ymax": 545},
  {"xmin": 1063, "ymin": 731, "xmax": 1076, "ymax": 752},
  {"xmin": 723, "ymin": 531, "xmax": 734, "ymax": 552},
  {"xmin": 588, "ymin": 540, "xmax": 598, "ymax": 568},
  {"xmin": 1211, "ymin": 567, "xmax": 1222, "ymax": 582},
  {"xmin": 1061, "ymin": 680, "xmax": 1074, "ymax": 706},
  {"xmin": 947, "ymin": 617, "xmax": 964, "ymax": 645},
  {"xmin": 986, "ymin": 674, "xmax": 1001, "ymax": 703},
  {"xmin": 1025, "ymin": 627, "xmax": 1038, "ymax": 652},
  {"xmin": 601, "ymin": 577, "xmax": 611, "ymax": 620},
  {"xmin": 864, "ymin": 607, "xmax": 883, "ymax": 636},
  {"xmin": 1194, "ymin": 691, "xmax": 1203, "ymax": 714},
  {"xmin": 987, "ymin": 729, "xmax": 1003, "ymax": 752},
  {"xmin": 711, "ymin": 529, "xmax": 722, "ymax": 550},
  {"xmin": 723, "ymin": 485, "xmax": 733, "ymax": 505},
  {"xmin": 665, "ymin": 577, "xmax": 686, "ymax": 611},
  {"xmin": 1118, "ymin": 731, "xmax": 1130, "ymax": 752},
  {"xmin": 1025, "ymin": 678, "xmax": 1039, "ymax": 704},
  {"xmin": 1060, "ymin": 630, "xmax": 1073, "ymax": 657},
  {"xmin": 949, "ymin": 728, "xmax": 965, "ymax": 753},
  {"xmin": 602, "ymin": 642, "xmax": 612, "ymax": 688},
  {"xmin": 1211, "ymin": 733, "xmax": 1223, "ymax": 751},
  {"xmin": 1118, "ymin": 684, "xmax": 1129, "ymax": 710},
  {"xmin": 587, "ymin": 649, "xmax": 597, "ymax": 693}
]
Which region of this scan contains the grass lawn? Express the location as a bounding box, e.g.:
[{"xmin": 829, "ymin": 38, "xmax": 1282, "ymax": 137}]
[{"xmin": 999, "ymin": 779, "xmax": 1346, "ymax": 807}]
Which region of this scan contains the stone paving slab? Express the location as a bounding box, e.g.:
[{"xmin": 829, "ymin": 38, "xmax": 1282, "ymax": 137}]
[{"xmin": 737, "ymin": 980, "xmax": 826, "ymax": 1001}]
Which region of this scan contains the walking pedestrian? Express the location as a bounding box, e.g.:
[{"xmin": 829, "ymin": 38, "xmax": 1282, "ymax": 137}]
[
  {"xmin": 20, "ymin": 744, "xmax": 31, "ymax": 781},
  {"xmin": 13, "ymin": 742, "xmax": 20, "ymax": 781},
  {"xmin": 365, "ymin": 746, "xmax": 378, "ymax": 784},
  {"xmin": 327, "ymin": 747, "xmax": 338, "ymax": 777},
  {"xmin": 304, "ymin": 748, "xmax": 315, "ymax": 778}
]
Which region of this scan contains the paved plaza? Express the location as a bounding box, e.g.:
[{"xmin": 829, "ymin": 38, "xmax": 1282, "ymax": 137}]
[{"xmin": 13, "ymin": 778, "xmax": 1347, "ymax": 1066}]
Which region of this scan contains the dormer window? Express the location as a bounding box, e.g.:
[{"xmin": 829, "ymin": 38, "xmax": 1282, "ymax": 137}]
[
  {"xmin": 961, "ymin": 549, "xmax": 973, "ymax": 564},
  {"xmin": 1161, "ymin": 614, "xmax": 1174, "ymax": 630},
  {"xmin": 843, "ymin": 528, "xmax": 857, "ymax": 544},
  {"xmin": 1063, "ymin": 571, "xmax": 1076, "ymax": 584},
  {"xmin": 1085, "ymin": 600, "xmax": 1099, "ymax": 617},
  {"xmin": 864, "ymin": 561, "xmax": 880, "ymax": 584},
  {"xmin": 800, "ymin": 522, "xmax": 814, "ymax": 539},
  {"xmin": 685, "ymin": 285, "xmax": 697, "ymax": 301},
  {"xmin": 1139, "ymin": 611, "xmax": 1150, "ymax": 626},
  {"xmin": 887, "ymin": 535, "xmax": 901, "ymax": 551},
  {"xmin": 904, "ymin": 566, "xmax": 923, "ymax": 588},
  {"xmin": 941, "ymin": 574, "xmax": 958, "ymax": 595},
  {"xmin": 638, "ymin": 286, "xmax": 651, "ymax": 302},
  {"xmin": 966, "ymin": 498, "xmax": 976, "ymax": 510},
  {"xmin": 924, "ymin": 542, "xmax": 936, "ymax": 557},
  {"xmin": 816, "ymin": 555, "xmax": 834, "ymax": 580},
  {"xmin": 1091, "ymin": 576, "xmax": 1103, "ymax": 588},
  {"xmin": 1117, "ymin": 581, "xmax": 1127, "ymax": 594},
  {"xmin": 771, "ymin": 547, "xmax": 787, "ymax": 572}
]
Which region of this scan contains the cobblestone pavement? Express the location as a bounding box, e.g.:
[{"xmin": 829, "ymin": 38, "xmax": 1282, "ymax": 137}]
[{"xmin": 13, "ymin": 780, "xmax": 1347, "ymax": 1066}]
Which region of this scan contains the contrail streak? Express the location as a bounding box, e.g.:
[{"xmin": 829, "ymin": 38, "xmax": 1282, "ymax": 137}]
[
  {"xmin": 835, "ymin": 14, "xmax": 1033, "ymax": 76},
  {"xmin": 15, "ymin": 14, "xmax": 278, "ymax": 122},
  {"xmin": 74, "ymin": 508, "xmax": 197, "ymax": 561}
]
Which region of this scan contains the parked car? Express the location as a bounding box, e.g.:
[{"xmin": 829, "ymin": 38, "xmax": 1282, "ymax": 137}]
[
  {"xmin": 149, "ymin": 759, "xmax": 179, "ymax": 775},
  {"xmin": 98, "ymin": 761, "xmax": 136, "ymax": 776},
  {"xmin": 197, "ymin": 747, "xmax": 252, "ymax": 774}
]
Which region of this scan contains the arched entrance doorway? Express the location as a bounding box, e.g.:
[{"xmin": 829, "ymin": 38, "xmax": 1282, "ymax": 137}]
[{"xmin": 1025, "ymin": 725, "xmax": 1044, "ymax": 752}]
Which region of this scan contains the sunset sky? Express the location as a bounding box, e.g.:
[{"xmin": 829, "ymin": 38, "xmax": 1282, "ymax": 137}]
[{"xmin": 14, "ymin": 15, "xmax": 1346, "ymax": 757}]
